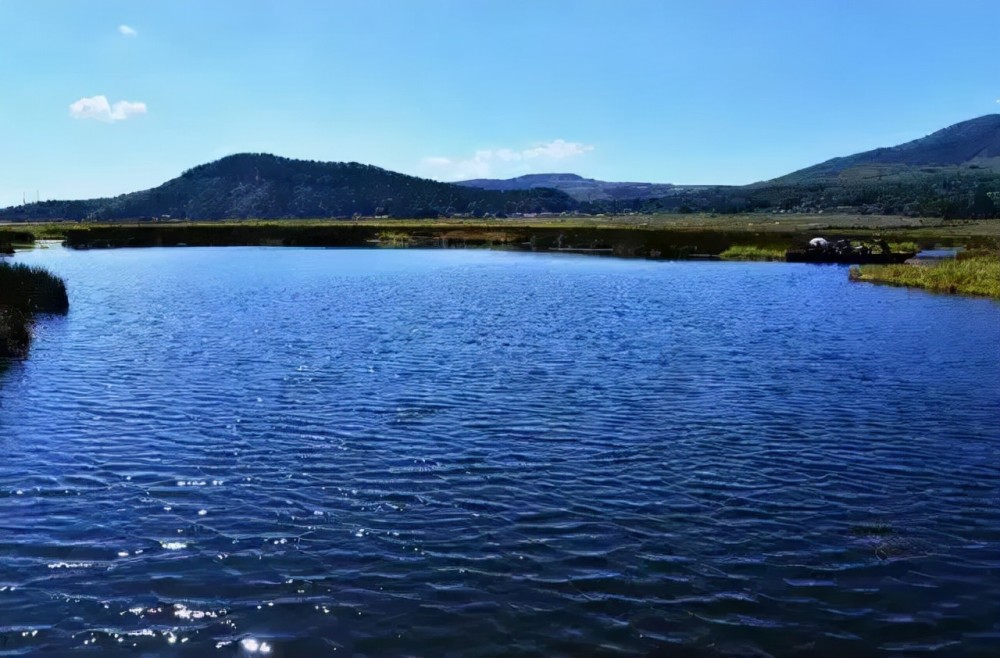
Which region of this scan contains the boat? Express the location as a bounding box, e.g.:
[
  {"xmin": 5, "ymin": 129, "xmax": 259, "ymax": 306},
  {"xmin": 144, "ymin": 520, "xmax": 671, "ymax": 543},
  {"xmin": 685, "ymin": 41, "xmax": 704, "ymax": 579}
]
[{"xmin": 785, "ymin": 238, "xmax": 915, "ymax": 264}]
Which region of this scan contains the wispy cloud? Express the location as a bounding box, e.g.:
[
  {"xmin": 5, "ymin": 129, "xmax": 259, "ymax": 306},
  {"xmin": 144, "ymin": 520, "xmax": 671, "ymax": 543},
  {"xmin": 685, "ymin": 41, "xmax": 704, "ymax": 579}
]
[
  {"xmin": 69, "ymin": 95, "xmax": 147, "ymax": 122},
  {"xmin": 419, "ymin": 139, "xmax": 594, "ymax": 180},
  {"xmin": 118, "ymin": 24, "xmax": 137, "ymax": 37}
]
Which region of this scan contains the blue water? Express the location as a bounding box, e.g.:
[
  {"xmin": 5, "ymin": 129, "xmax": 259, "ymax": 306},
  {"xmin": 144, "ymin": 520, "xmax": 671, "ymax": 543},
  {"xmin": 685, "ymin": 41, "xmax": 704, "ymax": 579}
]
[{"xmin": 2, "ymin": 247, "xmax": 999, "ymax": 656}]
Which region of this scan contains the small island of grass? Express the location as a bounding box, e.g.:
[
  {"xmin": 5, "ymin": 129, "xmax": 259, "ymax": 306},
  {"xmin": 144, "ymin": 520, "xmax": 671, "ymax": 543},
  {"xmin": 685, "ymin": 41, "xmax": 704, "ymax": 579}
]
[
  {"xmin": 718, "ymin": 245, "xmax": 787, "ymax": 261},
  {"xmin": 850, "ymin": 250, "xmax": 1000, "ymax": 299},
  {"xmin": 0, "ymin": 261, "xmax": 69, "ymax": 359}
]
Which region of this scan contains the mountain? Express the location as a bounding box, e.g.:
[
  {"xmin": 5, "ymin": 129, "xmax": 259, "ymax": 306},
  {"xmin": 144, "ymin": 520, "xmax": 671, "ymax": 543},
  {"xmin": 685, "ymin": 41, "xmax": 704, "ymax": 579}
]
[
  {"xmin": 2, "ymin": 116, "xmax": 998, "ymax": 221},
  {"xmin": 454, "ymin": 115, "xmax": 1000, "ymax": 218},
  {"xmin": 0, "ymin": 154, "xmax": 574, "ymax": 221},
  {"xmin": 725, "ymin": 115, "xmax": 1000, "ymax": 218},
  {"xmin": 767, "ymin": 114, "xmax": 1000, "ymax": 185},
  {"xmin": 455, "ymin": 173, "xmax": 679, "ymax": 201}
]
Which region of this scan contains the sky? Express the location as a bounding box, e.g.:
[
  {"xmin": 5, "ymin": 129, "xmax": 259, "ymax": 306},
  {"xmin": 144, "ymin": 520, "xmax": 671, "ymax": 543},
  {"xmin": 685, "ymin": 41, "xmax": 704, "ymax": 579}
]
[{"xmin": 0, "ymin": 0, "xmax": 998, "ymax": 206}]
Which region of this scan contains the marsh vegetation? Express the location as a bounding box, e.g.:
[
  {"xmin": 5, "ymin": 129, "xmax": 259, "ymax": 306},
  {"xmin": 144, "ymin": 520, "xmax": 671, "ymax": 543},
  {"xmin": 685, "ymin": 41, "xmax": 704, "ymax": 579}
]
[
  {"xmin": 851, "ymin": 250, "xmax": 1000, "ymax": 298},
  {"xmin": 9, "ymin": 216, "xmax": 993, "ymax": 257},
  {"xmin": 0, "ymin": 262, "xmax": 69, "ymax": 358},
  {"xmin": 718, "ymin": 245, "xmax": 786, "ymax": 261}
]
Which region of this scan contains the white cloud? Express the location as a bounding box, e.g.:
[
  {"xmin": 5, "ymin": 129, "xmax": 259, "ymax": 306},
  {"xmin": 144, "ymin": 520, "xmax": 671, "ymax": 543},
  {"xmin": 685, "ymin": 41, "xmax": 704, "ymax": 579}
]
[
  {"xmin": 419, "ymin": 139, "xmax": 594, "ymax": 180},
  {"xmin": 69, "ymin": 95, "xmax": 147, "ymax": 122},
  {"xmin": 522, "ymin": 140, "xmax": 594, "ymax": 160},
  {"xmin": 118, "ymin": 24, "xmax": 137, "ymax": 37},
  {"xmin": 422, "ymin": 156, "xmax": 452, "ymax": 166}
]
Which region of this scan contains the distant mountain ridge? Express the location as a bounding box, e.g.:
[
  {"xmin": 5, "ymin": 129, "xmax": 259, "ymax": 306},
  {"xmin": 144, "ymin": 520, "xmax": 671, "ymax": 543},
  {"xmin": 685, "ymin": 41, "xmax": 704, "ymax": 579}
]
[
  {"xmin": 453, "ymin": 115, "xmax": 1000, "ymax": 217},
  {"xmin": 455, "ymin": 173, "xmax": 679, "ymax": 201},
  {"xmin": 1, "ymin": 115, "xmax": 997, "ymax": 221}
]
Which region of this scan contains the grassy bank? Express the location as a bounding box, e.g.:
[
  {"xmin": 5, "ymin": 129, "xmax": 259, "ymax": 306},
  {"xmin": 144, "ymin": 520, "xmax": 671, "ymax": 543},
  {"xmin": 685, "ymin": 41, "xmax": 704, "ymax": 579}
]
[
  {"xmin": 718, "ymin": 245, "xmax": 787, "ymax": 261},
  {"xmin": 0, "ymin": 262, "xmax": 69, "ymax": 358},
  {"xmin": 850, "ymin": 251, "xmax": 1000, "ymax": 298}
]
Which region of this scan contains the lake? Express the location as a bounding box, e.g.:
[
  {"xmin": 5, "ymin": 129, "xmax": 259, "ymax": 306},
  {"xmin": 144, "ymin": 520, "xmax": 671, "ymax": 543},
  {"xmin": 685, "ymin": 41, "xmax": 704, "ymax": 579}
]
[{"xmin": 2, "ymin": 247, "xmax": 999, "ymax": 656}]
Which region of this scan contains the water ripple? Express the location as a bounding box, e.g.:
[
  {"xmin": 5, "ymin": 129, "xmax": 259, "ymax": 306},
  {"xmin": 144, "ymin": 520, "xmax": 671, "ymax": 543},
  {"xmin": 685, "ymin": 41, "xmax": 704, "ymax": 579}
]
[{"xmin": 1, "ymin": 247, "xmax": 999, "ymax": 656}]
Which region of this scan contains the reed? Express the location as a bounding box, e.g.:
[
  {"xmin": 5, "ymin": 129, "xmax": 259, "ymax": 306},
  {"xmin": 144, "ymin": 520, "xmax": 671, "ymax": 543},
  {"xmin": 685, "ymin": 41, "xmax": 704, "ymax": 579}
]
[
  {"xmin": 0, "ymin": 262, "xmax": 69, "ymax": 312},
  {"xmin": 0, "ymin": 262, "xmax": 68, "ymax": 359},
  {"xmin": 0, "ymin": 307, "xmax": 32, "ymax": 358}
]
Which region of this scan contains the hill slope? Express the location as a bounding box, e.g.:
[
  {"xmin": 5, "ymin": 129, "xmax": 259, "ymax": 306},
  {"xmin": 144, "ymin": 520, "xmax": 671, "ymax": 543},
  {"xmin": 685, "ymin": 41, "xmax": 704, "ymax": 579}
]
[
  {"xmin": 722, "ymin": 115, "xmax": 1000, "ymax": 218},
  {"xmin": 770, "ymin": 114, "xmax": 1000, "ymax": 184},
  {"xmin": 0, "ymin": 154, "xmax": 574, "ymax": 221}
]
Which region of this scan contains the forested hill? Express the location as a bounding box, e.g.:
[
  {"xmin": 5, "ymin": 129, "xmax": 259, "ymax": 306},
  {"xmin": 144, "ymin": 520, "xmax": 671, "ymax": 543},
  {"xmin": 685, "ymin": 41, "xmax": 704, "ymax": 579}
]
[{"xmin": 0, "ymin": 154, "xmax": 575, "ymax": 221}]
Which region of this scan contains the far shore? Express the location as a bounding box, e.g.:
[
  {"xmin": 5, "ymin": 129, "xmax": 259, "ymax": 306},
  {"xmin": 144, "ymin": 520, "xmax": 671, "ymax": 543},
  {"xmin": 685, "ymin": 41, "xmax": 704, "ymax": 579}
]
[{"xmin": 2, "ymin": 214, "xmax": 997, "ymax": 258}]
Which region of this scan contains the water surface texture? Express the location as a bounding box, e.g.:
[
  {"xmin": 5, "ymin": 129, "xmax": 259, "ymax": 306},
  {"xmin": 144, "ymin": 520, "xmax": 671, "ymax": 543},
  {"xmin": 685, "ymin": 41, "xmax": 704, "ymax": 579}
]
[{"xmin": 2, "ymin": 248, "xmax": 999, "ymax": 656}]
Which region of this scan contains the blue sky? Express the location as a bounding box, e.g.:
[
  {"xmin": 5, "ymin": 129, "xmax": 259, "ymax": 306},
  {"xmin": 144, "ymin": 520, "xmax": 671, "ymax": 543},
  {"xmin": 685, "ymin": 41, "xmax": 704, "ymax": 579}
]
[{"xmin": 0, "ymin": 0, "xmax": 998, "ymax": 206}]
